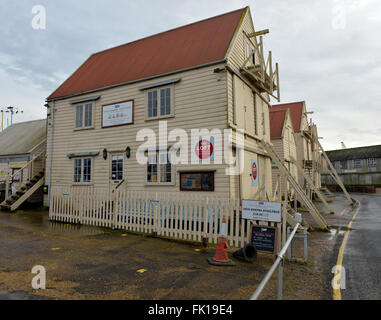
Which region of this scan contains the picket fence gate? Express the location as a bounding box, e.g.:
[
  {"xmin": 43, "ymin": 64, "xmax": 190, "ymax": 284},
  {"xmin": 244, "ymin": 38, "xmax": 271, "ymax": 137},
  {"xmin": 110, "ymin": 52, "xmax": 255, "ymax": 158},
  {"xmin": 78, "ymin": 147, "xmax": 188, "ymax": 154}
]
[{"xmin": 49, "ymin": 186, "xmax": 279, "ymax": 248}]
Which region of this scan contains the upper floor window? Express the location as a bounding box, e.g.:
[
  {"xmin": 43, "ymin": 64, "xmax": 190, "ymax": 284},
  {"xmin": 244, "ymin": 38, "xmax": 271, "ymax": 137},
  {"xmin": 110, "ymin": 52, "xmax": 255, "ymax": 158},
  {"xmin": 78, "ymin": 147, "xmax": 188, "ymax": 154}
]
[
  {"xmin": 368, "ymin": 158, "xmax": 376, "ymax": 168},
  {"xmin": 147, "ymin": 87, "xmax": 172, "ymax": 119},
  {"xmin": 340, "ymin": 160, "xmax": 347, "ymax": 169},
  {"xmin": 353, "ymin": 159, "xmax": 361, "ymax": 168},
  {"xmin": 74, "ymin": 158, "xmax": 92, "ymax": 183},
  {"xmin": 75, "ymin": 103, "xmax": 93, "ymax": 128},
  {"xmin": 245, "ymin": 41, "xmax": 255, "ymax": 64}
]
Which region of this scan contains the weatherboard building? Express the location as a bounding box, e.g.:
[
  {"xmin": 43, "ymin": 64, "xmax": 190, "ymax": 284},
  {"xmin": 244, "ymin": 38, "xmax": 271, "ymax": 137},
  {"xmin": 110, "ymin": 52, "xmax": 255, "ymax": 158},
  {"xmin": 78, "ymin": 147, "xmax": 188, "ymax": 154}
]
[{"xmin": 44, "ymin": 7, "xmax": 280, "ymax": 206}]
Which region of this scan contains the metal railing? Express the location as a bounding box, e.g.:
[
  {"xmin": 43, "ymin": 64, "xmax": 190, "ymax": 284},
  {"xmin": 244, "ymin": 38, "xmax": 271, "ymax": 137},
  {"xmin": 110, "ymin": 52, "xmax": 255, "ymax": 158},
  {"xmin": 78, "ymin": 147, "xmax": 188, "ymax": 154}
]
[{"xmin": 250, "ymin": 213, "xmax": 303, "ymax": 300}]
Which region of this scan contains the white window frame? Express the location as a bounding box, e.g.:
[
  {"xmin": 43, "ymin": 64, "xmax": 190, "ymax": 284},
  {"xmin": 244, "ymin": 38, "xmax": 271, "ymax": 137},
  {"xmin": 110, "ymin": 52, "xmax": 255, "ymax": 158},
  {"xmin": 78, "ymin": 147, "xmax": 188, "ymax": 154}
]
[
  {"xmin": 244, "ymin": 40, "xmax": 255, "ymax": 65},
  {"xmin": 353, "ymin": 159, "xmax": 361, "ymax": 168},
  {"xmin": 146, "ymin": 85, "xmax": 175, "ymax": 120},
  {"xmin": 73, "ymin": 157, "xmax": 93, "ymax": 184},
  {"xmin": 145, "ymin": 149, "xmax": 174, "ymax": 185},
  {"xmin": 75, "ymin": 102, "xmax": 94, "ymax": 130},
  {"xmin": 110, "ymin": 154, "xmax": 124, "ymax": 181},
  {"xmin": 367, "ymin": 158, "xmax": 376, "ymax": 168}
]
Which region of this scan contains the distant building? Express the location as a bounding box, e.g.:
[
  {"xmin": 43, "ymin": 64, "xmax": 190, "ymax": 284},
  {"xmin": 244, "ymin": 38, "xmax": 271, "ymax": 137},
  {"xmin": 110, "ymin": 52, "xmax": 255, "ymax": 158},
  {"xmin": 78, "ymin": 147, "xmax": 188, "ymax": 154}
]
[
  {"xmin": 321, "ymin": 144, "xmax": 381, "ymax": 193},
  {"xmin": 0, "ymin": 119, "xmax": 46, "ymax": 207},
  {"xmin": 271, "ymin": 101, "xmax": 322, "ymax": 199}
]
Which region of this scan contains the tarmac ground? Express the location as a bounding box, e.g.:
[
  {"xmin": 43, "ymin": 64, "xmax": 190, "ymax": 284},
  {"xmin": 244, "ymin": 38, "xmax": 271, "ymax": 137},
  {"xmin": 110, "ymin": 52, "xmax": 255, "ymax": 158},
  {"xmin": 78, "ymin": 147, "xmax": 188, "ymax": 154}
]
[{"xmin": 0, "ymin": 193, "xmax": 360, "ymax": 300}]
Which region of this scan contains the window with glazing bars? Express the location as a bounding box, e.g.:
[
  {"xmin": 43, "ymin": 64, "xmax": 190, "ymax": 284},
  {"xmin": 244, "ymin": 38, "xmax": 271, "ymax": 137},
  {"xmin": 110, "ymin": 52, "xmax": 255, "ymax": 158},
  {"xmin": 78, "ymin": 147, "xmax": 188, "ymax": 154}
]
[
  {"xmin": 111, "ymin": 155, "xmax": 123, "ymax": 180},
  {"xmin": 148, "ymin": 88, "xmax": 171, "ymax": 118}
]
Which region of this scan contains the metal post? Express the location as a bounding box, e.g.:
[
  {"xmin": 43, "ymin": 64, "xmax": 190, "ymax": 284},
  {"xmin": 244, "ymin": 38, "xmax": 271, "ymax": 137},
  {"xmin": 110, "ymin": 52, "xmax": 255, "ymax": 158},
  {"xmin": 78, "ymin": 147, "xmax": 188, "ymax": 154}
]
[
  {"xmin": 287, "ymin": 227, "xmax": 292, "ymax": 260},
  {"xmin": 250, "ymin": 219, "xmax": 301, "ymax": 300},
  {"xmin": 303, "ymin": 227, "xmax": 308, "ymax": 261},
  {"xmin": 278, "ymin": 259, "xmax": 283, "ymax": 300},
  {"xmin": 5, "ymin": 173, "xmax": 9, "ymax": 198}
]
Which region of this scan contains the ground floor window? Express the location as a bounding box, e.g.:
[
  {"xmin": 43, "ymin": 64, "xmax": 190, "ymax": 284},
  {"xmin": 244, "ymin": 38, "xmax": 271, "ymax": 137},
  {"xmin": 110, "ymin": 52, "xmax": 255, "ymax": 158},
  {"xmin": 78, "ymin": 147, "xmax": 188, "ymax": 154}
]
[
  {"xmin": 74, "ymin": 158, "xmax": 92, "ymax": 183},
  {"xmin": 12, "ymin": 168, "xmax": 21, "ymax": 182},
  {"xmin": 180, "ymin": 172, "xmax": 214, "ymax": 191},
  {"xmin": 147, "ymin": 150, "xmax": 172, "ymax": 183},
  {"xmin": 111, "ymin": 155, "xmax": 123, "ymax": 180}
]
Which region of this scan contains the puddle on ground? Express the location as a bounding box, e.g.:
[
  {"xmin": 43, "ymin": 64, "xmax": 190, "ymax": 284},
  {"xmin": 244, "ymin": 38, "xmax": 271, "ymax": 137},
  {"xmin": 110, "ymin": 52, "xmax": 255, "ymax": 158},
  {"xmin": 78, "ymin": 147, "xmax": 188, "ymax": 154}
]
[
  {"xmin": 0, "ymin": 290, "xmax": 52, "ymax": 300},
  {"xmin": 328, "ymin": 227, "xmax": 346, "ymax": 240},
  {"xmin": 0, "ymin": 211, "xmax": 105, "ymax": 237}
]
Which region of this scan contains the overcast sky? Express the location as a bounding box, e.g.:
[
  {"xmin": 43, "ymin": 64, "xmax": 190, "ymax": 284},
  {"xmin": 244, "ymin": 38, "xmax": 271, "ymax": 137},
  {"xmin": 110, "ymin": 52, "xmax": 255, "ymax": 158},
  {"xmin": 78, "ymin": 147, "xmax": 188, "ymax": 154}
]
[{"xmin": 0, "ymin": 0, "xmax": 380, "ymax": 150}]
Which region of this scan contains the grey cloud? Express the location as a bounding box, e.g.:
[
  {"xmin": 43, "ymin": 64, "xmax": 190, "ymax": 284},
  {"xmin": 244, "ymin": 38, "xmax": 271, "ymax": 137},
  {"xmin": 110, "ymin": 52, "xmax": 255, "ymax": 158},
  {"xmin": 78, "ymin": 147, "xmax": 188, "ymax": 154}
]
[{"xmin": 0, "ymin": 0, "xmax": 380, "ymax": 150}]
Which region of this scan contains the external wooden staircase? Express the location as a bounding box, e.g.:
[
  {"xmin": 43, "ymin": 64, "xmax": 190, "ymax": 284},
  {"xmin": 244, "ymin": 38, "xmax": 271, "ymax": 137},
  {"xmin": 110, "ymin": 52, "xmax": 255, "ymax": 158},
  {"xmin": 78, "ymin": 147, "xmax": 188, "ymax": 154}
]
[
  {"xmin": 0, "ymin": 172, "xmax": 44, "ymax": 211},
  {"xmin": 261, "ymin": 140, "xmax": 329, "ymax": 230},
  {"xmin": 0, "ymin": 149, "xmax": 45, "ymax": 212}
]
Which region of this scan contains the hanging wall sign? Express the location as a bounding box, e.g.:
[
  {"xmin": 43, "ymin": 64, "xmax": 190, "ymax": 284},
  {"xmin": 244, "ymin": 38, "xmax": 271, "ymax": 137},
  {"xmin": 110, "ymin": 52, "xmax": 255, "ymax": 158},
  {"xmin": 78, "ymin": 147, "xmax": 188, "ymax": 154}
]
[
  {"xmin": 102, "ymin": 100, "xmax": 134, "ymax": 128},
  {"xmin": 194, "ymin": 138, "xmax": 214, "ymax": 161},
  {"xmin": 251, "ymin": 159, "xmax": 258, "ymax": 186}
]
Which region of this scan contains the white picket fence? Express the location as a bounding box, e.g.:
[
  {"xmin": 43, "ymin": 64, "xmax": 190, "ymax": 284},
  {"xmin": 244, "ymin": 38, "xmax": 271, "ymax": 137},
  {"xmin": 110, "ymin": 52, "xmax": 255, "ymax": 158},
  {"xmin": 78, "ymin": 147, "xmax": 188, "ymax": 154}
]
[{"xmin": 49, "ymin": 186, "xmax": 279, "ymax": 248}]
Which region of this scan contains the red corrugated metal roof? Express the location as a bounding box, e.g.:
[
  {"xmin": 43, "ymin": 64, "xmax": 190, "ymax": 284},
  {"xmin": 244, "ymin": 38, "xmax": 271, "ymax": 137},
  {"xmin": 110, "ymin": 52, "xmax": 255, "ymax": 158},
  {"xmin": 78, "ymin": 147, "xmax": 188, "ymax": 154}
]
[
  {"xmin": 269, "ymin": 109, "xmax": 287, "ymax": 138},
  {"xmin": 271, "ymin": 101, "xmax": 305, "ymax": 132},
  {"xmin": 48, "ymin": 8, "xmax": 247, "ymax": 100}
]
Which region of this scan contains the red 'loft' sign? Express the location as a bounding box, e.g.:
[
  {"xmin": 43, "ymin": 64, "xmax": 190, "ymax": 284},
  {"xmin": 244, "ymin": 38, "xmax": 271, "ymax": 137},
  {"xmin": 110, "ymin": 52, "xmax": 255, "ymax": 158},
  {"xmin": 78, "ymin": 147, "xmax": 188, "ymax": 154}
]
[
  {"xmin": 194, "ymin": 139, "xmax": 214, "ymax": 160},
  {"xmin": 251, "ymin": 159, "xmax": 258, "ymax": 186},
  {"xmin": 252, "ymin": 161, "xmax": 257, "ymax": 180}
]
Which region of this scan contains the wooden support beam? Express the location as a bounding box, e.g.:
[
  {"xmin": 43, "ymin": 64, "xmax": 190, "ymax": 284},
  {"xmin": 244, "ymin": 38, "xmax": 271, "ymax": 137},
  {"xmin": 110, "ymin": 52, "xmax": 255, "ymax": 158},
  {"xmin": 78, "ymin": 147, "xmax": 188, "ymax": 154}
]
[
  {"xmin": 290, "ymin": 156, "xmax": 335, "ymax": 214},
  {"xmin": 321, "ymin": 186, "xmax": 335, "ymax": 197},
  {"xmin": 248, "ymin": 29, "xmax": 270, "ymax": 37},
  {"xmin": 286, "ymin": 212, "xmax": 297, "ymax": 228},
  {"xmin": 261, "ymin": 140, "xmax": 328, "ymax": 230},
  {"xmin": 253, "ymin": 184, "xmax": 266, "ymax": 200},
  {"xmin": 314, "ymin": 139, "xmax": 354, "ymax": 205},
  {"xmin": 273, "ymin": 179, "xmax": 279, "ymax": 201}
]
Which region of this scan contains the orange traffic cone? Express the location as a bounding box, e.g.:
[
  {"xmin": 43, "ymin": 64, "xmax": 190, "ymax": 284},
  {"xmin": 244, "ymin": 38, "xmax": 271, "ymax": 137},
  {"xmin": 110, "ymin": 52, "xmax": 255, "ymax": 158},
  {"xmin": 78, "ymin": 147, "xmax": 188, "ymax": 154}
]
[{"xmin": 207, "ymin": 216, "xmax": 235, "ymax": 266}]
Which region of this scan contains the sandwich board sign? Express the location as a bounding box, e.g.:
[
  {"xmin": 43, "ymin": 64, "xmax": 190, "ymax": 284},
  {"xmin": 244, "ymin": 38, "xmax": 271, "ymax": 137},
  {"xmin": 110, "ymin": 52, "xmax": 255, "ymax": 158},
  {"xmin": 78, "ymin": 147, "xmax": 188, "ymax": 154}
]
[
  {"xmin": 242, "ymin": 200, "xmax": 281, "ymax": 223},
  {"xmin": 250, "ymin": 225, "xmax": 277, "ymax": 254}
]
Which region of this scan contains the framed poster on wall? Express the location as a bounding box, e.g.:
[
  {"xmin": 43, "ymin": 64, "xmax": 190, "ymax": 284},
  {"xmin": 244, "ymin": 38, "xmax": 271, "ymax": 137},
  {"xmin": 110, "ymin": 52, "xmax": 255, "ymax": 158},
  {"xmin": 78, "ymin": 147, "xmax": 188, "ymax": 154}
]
[
  {"xmin": 179, "ymin": 172, "xmax": 214, "ymax": 191},
  {"xmin": 102, "ymin": 100, "xmax": 134, "ymax": 128}
]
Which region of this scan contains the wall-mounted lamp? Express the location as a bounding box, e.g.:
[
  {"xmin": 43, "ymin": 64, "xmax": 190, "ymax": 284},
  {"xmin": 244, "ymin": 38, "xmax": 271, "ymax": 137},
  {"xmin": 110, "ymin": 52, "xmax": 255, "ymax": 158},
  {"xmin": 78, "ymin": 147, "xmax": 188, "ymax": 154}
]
[
  {"xmin": 213, "ymin": 67, "xmax": 226, "ymax": 73},
  {"xmin": 125, "ymin": 146, "xmax": 131, "ymax": 159},
  {"xmin": 103, "ymin": 148, "xmax": 108, "ymax": 160}
]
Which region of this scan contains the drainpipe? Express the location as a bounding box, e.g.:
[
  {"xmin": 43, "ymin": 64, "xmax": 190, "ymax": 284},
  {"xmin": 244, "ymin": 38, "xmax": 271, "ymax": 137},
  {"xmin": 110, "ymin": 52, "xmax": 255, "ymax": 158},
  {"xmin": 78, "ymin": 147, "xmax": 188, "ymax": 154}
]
[{"xmin": 47, "ymin": 99, "xmax": 55, "ymax": 206}]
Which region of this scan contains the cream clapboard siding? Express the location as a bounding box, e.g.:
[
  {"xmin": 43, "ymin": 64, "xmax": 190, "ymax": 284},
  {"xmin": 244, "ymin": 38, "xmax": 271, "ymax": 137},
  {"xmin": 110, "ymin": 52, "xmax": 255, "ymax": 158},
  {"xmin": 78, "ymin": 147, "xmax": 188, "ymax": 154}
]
[
  {"xmin": 310, "ymin": 124, "xmax": 322, "ymax": 188},
  {"xmin": 46, "ymin": 63, "xmax": 232, "ymax": 197},
  {"xmin": 225, "ymin": 7, "xmax": 273, "ymax": 200},
  {"xmin": 294, "ymin": 103, "xmax": 313, "ymax": 189},
  {"xmin": 271, "ymin": 138, "xmax": 283, "ymax": 194},
  {"xmin": 271, "ymin": 113, "xmax": 298, "ymax": 198}
]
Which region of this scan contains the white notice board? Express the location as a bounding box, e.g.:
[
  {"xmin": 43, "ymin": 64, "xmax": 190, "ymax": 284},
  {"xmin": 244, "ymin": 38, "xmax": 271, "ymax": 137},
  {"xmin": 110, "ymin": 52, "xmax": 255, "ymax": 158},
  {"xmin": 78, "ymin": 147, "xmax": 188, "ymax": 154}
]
[
  {"xmin": 102, "ymin": 100, "xmax": 133, "ymax": 127},
  {"xmin": 242, "ymin": 200, "xmax": 281, "ymax": 222}
]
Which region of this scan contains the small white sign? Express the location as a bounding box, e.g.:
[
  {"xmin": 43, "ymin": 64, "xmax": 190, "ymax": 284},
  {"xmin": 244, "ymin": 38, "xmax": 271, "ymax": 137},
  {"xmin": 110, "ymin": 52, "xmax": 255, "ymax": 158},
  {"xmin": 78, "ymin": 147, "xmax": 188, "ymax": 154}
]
[
  {"xmin": 102, "ymin": 100, "xmax": 133, "ymax": 127},
  {"xmin": 242, "ymin": 200, "xmax": 281, "ymax": 222}
]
